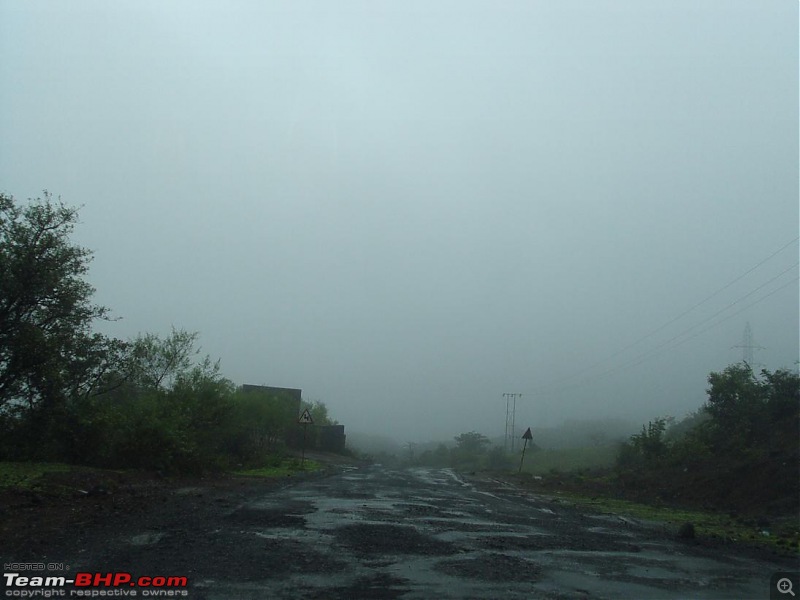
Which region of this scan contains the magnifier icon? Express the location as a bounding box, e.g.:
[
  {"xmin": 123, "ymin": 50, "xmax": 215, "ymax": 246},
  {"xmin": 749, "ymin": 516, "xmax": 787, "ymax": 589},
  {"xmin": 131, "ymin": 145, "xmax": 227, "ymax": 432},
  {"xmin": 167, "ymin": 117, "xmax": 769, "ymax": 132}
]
[{"xmin": 778, "ymin": 578, "xmax": 795, "ymax": 596}]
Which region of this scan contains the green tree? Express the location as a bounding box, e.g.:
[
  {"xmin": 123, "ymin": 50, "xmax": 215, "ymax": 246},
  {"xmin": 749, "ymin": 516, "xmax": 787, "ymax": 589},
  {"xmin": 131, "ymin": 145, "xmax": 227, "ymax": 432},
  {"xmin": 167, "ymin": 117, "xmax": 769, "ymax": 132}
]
[
  {"xmin": 433, "ymin": 443, "xmax": 450, "ymax": 466},
  {"xmin": 65, "ymin": 329, "xmax": 237, "ymax": 472},
  {"xmin": 0, "ymin": 192, "xmax": 123, "ymax": 458},
  {"xmin": 616, "ymin": 364, "xmax": 799, "ymax": 510},
  {"xmin": 617, "ymin": 418, "xmax": 670, "ymax": 471},
  {"xmin": 454, "ymin": 431, "xmax": 490, "ymax": 453},
  {"xmin": 699, "ymin": 363, "xmax": 799, "ymax": 460},
  {"xmin": 704, "ymin": 364, "xmax": 762, "ymax": 436},
  {"xmin": 226, "ymin": 387, "xmax": 298, "ymax": 463},
  {"xmin": 108, "ymin": 330, "xmax": 234, "ymax": 472},
  {"xmin": 127, "ymin": 328, "xmax": 202, "ymax": 392},
  {"xmin": 0, "ymin": 193, "xmax": 115, "ymax": 405},
  {"xmin": 451, "ymin": 431, "xmax": 491, "ymax": 470}
]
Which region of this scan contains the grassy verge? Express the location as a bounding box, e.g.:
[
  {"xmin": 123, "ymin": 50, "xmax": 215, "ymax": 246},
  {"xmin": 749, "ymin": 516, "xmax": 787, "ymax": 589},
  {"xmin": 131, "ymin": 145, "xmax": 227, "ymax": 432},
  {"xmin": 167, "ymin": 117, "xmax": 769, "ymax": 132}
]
[
  {"xmin": 234, "ymin": 458, "xmax": 321, "ymax": 478},
  {"xmin": 0, "ymin": 454, "xmax": 322, "ymax": 495},
  {"xmin": 516, "ymin": 445, "xmax": 798, "ymax": 555},
  {"xmin": 509, "ymin": 474, "xmax": 800, "ymax": 556},
  {"xmin": 522, "ymin": 445, "xmax": 619, "ymax": 475},
  {"xmin": 0, "ymin": 461, "xmax": 77, "ymax": 492}
]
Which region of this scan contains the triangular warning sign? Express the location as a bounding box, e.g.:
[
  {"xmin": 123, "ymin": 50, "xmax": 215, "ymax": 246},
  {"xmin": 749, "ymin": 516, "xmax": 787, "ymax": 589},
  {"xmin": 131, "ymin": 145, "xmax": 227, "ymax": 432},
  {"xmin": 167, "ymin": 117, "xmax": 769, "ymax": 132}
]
[
  {"xmin": 298, "ymin": 408, "xmax": 314, "ymax": 424},
  {"xmin": 522, "ymin": 427, "xmax": 533, "ymax": 440}
]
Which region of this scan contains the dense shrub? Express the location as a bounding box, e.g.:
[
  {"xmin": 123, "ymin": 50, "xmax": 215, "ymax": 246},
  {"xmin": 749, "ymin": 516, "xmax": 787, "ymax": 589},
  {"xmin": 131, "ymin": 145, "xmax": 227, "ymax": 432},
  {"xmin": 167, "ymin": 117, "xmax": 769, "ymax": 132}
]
[
  {"xmin": 616, "ymin": 364, "xmax": 800, "ymax": 512},
  {"xmin": 221, "ymin": 389, "xmax": 297, "ymax": 466},
  {"xmin": 0, "ymin": 328, "xmax": 305, "ymax": 474}
]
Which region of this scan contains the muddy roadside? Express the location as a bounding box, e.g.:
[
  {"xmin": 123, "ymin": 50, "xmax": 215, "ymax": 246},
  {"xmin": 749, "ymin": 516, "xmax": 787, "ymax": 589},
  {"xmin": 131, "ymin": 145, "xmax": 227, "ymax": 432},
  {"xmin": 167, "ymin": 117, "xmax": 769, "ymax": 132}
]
[
  {"xmin": 0, "ymin": 452, "xmax": 360, "ymax": 562},
  {"xmin": 467, "ymin": 470, "xmax": 800, "ymax": 563}
]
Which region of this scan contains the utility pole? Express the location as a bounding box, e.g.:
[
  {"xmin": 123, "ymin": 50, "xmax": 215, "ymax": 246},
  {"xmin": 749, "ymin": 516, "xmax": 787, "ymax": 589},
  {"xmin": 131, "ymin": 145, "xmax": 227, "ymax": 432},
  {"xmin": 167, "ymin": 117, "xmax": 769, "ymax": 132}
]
[
  {"xmin": 503, "ymin": 393, "xmax": 522, "ymax": 452},
  {"xmin": 503, "ymin": 393, "xmax": 510, "ymax": 452},
  {"xmin": 512, "ymin": 394, "xmax": 517, "ymax": 452}
]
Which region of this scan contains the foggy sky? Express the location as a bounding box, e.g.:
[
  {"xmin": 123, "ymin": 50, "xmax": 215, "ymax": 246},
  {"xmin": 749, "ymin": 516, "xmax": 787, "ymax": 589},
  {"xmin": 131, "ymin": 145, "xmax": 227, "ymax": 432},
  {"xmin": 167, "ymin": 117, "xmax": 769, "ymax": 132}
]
[{"xmin": 1, "ymin": 1, "xmax": 797, "ymax": 443}]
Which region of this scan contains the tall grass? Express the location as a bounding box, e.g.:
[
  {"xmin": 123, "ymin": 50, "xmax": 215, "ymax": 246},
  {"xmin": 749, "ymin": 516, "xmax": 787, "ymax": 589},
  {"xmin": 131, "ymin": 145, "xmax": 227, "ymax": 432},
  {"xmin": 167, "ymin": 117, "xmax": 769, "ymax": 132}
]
[{"xmin": 521, "ymin": 444, "xmax": 620, "ymax": 475}]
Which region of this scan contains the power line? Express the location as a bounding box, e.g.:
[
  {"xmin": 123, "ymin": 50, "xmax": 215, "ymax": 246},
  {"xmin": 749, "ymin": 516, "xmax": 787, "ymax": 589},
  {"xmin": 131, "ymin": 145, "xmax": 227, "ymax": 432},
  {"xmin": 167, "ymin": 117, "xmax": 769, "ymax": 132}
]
[
  {"xmin": 534, "ymin": 236, "xmax": 799, "ymax": 394},
  {"xmin": 651, "ymin": 262, "xmax": 797, "ymax": 348},
  {"xmin": 567, "ymin": 273, "xmax": 799, "ymax": 388},
  {"xmin": 617, "ymin": 276, "xmax": 798, "ymax": 374}
]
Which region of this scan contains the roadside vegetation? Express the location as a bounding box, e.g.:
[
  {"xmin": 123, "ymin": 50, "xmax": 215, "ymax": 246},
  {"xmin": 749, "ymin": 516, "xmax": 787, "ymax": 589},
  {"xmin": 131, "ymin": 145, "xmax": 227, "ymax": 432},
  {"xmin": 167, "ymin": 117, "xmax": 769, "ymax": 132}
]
[
  {"xmin": 521, "ymin": 444, "xmax": 620, "ymax": 475},
  {"xmin": 412, "ymin": 363, "xmax": 798, "ymax": 515},
  {"xmin": 0, "ymin": 461, "xmax": 74, "ymax": 492},
  {"xmin": 532, "ymin": 488, "xmax": 800, "ymax": 556},
  {"xmin": 615, "ymin": 363, "xmax": 798, "ymax": 516},
  {"xmin": 405, "ymin": 362, "xmax": 799, "ymax": 554},
  {"xmin": 0, "ymin": 192, "xmax": 337, "ymax": 478},
  {"xmin": 235, "ymin": 458, "xmax": 321, "ymax": 478}
]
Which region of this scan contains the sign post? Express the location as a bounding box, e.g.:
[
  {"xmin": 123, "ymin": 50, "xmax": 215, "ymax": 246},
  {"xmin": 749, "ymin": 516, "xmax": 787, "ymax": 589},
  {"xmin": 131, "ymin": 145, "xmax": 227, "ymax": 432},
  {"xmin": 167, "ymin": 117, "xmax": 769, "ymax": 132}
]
[
  {"xmin": 519, "ymin": 427, "xmax": 533, "ymax": 474},
  {"xmin": 298, "ymin": 408, "xmax": 314, "ymax": 469}
]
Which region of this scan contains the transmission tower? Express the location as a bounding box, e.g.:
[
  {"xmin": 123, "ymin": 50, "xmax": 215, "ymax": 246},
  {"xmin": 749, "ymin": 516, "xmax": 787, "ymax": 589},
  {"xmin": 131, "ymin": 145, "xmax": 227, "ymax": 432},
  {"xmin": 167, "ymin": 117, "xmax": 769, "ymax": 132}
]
[
  {"xmin": 503, "ymin": 393, "xmax": 522, "ymax": 452},
  {"xmin": 732, "ymin": 322, "xmax": 764, "ymax": 367}
]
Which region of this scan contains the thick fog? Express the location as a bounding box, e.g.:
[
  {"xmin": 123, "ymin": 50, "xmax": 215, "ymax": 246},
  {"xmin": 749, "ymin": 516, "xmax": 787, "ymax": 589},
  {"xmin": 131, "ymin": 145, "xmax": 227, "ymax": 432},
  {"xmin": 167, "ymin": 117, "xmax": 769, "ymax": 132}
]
[{"xmin": 1, "ymin": 1, "xmax": 797, "ymax": 443}]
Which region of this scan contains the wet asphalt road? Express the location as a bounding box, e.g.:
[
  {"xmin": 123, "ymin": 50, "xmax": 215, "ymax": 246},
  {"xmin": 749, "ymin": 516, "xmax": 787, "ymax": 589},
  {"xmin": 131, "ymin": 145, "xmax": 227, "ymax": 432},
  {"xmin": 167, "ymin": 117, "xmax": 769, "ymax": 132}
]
[{"xmin": 188, "ymin": 465, "xmax": 785, "ymax": 599}]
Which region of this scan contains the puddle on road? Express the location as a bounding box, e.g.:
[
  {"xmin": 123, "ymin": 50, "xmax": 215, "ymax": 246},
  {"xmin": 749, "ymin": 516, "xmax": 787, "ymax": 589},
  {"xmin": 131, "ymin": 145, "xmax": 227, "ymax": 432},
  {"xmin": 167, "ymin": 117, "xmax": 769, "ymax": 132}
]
[
  {"xmin": 227, "ymin": 507, "xmax": 308, "ymax": 528},
  {"xmin": 300, "ymin": 571, "xmax": 412, "ymax": 600},
  {"xmin": 584, "ymin": 512, "xmax": 642, "ymax": 527},
  {"xmin": 627, "ymin": 563, "xmax": 697, "ymax": 582},
  {"xmin": 434, "ymin": 552, "xmax": 542, "ymax": 582},
  {"xmin": 587, "ymin": 525, "xmax": 637, "ymax": 537},
  {"xmin": 421, "ymin": 517, "xmax": 507, "ymax": 534},
  {"xmin": 129, "ymin": 532, "xmax": 165, "ymax": 546},
  {"xmin": 253, "ymin": 528, "xmax": 335, "ymax": 544},
  {"xmin": 394, "ymin": 501, "xmax": 455, "ymax": 518},
  {"xmin": 174, "ymin": 486, "xmax": 200, "ymax": 494},
  {"xmin": 532, "ymin": 547, "xmax": 748, "ymax": 585},
  {"xmin": 334, "ymin": 523, "xmax": 458, "ymax": 556}
]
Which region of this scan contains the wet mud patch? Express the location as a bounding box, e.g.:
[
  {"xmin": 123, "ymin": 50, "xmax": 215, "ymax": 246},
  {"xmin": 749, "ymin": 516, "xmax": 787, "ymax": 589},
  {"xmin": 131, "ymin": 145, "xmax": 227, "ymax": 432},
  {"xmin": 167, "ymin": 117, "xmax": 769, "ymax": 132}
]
[
  {"xmin": 329, "ymin": 490, "xmax": 375, "ymax": 500},
  {"xmin": 335, "ymin": 523, "xmax": 458, "ymax": 556},
  {"xmin": 518, "ymin": 526, "xmax": 644, "ymax": 552},
  {"xmin": 108, "ymin": 535, "xmax": 346, "ymax": 581},
  {"xmin": 129, "ymin": 531, "xmax": 165, "ymax": 546},
  {"xmin": 362, "ymin": 507, "xmax": 403, "ymax": 522},
  {"xmin": 227, "ymin": 507, "xmax": 307, "ymax": 528},
  {"xmin": 490, "ymin": 512, "xmax": 549, "ymax": 527},
  {"xmin": 421, "ymin": 518, "xmax": 506, "ymax": 533},
  {"xmin": 377, "ymin": 474, "xmax": 418, "ymax": 488},
  {"xmin": 477, "ymin": 534, "xmax": 553, "ymax": 551},
  {"xmin": 395, "ymin": 502, "xmax": 448, "ymax": 517},
  {"xmin": 435, "ymin": 553, "xmax": 541, "ymax": 582},
  {"xmin": 302, "ymin": 572, "xmax": 410, "ymax": 600}
]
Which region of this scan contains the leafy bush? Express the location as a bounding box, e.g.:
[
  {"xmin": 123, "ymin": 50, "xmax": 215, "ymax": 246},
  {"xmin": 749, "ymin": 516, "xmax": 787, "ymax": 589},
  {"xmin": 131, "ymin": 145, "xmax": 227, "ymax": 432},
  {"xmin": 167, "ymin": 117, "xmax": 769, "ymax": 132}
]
[
  {"xmin": 617, "ymin": 418, "xmax": 670, "ymax": 471},
  {"xmin": 0, "ymin": 194, "xmax": 340, "ymax": 474},
  {"xmin": 221, "ymin": 388, "xmax": 296, "ymax": 466},
  {"xmin": 449, "ymin": 431, "xmax": 491, "ymax": 470},
  {"xmin": 616, "ymin": 364, "xmax": 800, "ymax": 512}
]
